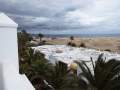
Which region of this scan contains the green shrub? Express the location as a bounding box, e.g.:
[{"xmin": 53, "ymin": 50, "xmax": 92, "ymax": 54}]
[
  {"xmin": 67, "ymin": 42, "xmax": 76, "ymax": 47},
  {"xmin": 67, "ymin": 42, "xmax": 72, "ymax": 46},
  {"xmin": 79, "ymin": 43, "xmax": 86, "ymax": 48},
  {"xmin": 104, "ymin": 49, "xmax": 111, "ymax": 52},
  {"xmin": 71, "ymin": 43, "xmax": 76, "ymax": 47}
]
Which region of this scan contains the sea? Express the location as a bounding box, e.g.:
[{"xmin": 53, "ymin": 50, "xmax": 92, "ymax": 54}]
[
  {"xmin": 42, "ymin": 34, "xmax": 120, "ymax": 38},
  {"xmin": 29, "ymin": 33, "xmax": 120, "ymax": 38},
  {"xmin": 18, "ymin": 30, "xmax": 120, "ymax": 38}
]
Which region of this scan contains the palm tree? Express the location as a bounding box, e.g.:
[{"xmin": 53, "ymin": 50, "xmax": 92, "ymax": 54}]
[
  {"xmin": 70, "ymin": 36, "xmax": 74, "ymax": 43},
  {"xmin": 23, "ymin": 48, "xmax": 52, "ymax": 77},
  {"xmin": 48, "ymin": 61, "xmax": 69, "ymax": 90},
  {"xmin": 19, "ymin": 48, "xmax": 53, "ymax": 89},
  {"xmin": 76, "ymin": 54, "xmax": 120, "ymax": 90},
  {"xmin": 18, "ymin": 30, "xmax": 32, "ymax": 62},
  {"xmin": 38, "ymin": 33, "xmax": 44, "ymax": 43}
]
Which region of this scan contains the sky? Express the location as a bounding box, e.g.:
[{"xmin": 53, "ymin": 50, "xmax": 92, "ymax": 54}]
[{"xmin": 0, "ymin": 0, "xmax": 120, "ymax": 34}]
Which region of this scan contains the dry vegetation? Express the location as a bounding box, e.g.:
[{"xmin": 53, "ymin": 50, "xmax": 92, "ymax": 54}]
[{"xmin": 38, "ymin": 37, "xmax": 120, "ymax": 53}]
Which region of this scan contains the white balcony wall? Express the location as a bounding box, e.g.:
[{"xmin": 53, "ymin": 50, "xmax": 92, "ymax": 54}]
[
  {"xmin": 0, "ymin": 28, "xmax": 19, "ymax": 71},
  {"xmin": 0, "ymin": 13, "xmax": 35, "ymax": 90}
]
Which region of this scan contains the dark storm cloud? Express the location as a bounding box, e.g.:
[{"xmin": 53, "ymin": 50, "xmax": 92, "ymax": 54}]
[{"xmin": 0, "ymin": 0, "xmax": 120, "ymax": 34}]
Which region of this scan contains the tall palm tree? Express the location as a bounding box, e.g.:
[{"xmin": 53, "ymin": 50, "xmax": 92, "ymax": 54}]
[
  {"xmin": 38, "ymin": 33, "xmax": 44, "ymax": 43},
  {"xmin": 76, "ymin": 54, "xmax": 120, "ymax": 90},
  {"xmin": 70, "ymin": 36, "xmax": 74, "ymax": 43}
]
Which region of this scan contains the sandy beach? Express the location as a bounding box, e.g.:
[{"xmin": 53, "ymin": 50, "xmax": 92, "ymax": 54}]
[{"xmin": 35, "ymin": 37, "xmax": 120, "ymax": 53}]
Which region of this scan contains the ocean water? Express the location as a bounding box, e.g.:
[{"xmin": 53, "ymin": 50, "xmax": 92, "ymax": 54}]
[
  {"xmin": 18, "ymin": 29, "xmax": 120, "ymax": 38},
  {"xmin": 31, "ymin": 33, "xmax": 120, "ymax": 38}
]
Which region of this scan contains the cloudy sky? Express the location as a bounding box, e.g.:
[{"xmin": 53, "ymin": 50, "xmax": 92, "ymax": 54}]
[{"xmin": 0, "ymin": 0, "xmax": 120, "ymax": 34}]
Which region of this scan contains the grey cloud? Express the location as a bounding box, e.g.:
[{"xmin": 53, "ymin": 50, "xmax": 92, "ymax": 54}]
[{"xmin": 0, "ymin": 0, "xmax": 120, "ymax": 34}]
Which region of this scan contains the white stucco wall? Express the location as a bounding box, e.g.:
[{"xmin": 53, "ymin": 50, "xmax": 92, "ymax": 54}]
[
  {"xmin": 0, "ymin": 13, "xmax": 35, "ymax": 90},
  {"xmin": 0, "ymin": 28, "xmax": 19, "ymax": 71}
]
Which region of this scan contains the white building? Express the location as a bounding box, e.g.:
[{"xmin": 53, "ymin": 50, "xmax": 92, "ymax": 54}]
[
  {"xmin": 0, "ymin": 13, "xmax": 35, "ymax": 90},
  {"xmin": 33, "ymin": 45, "xmax": 120, "ymax": 75},
  {"xmin": 33, "ymin": 45, "xmax": 120, "ymax": 65}
]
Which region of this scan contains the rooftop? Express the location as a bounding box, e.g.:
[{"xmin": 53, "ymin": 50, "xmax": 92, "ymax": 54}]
[
  {"xmin": 0, "ymin": 13, "xmax": 18, "ymax": 27},
  {"xmin": 33, "ymin": 45, "xmax": 120, "ymax": 65}
]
